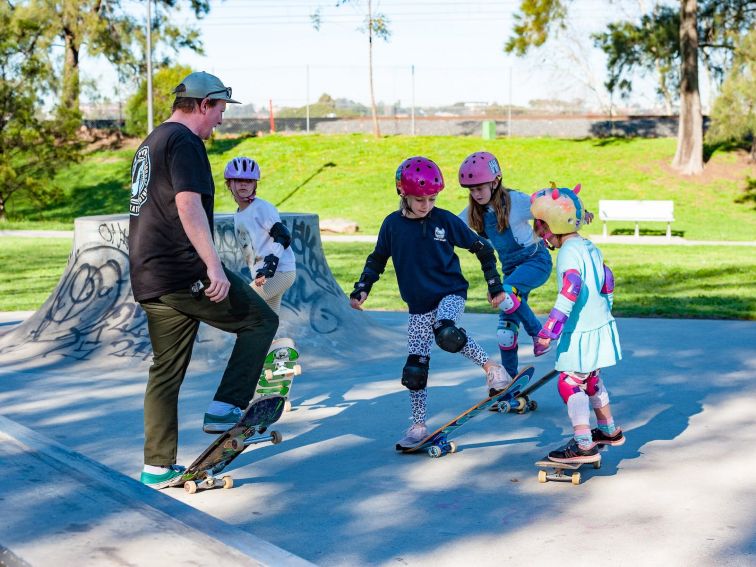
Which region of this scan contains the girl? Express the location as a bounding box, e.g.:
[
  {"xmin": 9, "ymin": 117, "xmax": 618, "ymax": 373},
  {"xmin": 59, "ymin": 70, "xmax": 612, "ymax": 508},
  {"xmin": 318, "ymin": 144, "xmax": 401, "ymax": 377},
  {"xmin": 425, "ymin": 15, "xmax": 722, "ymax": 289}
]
[
  {"xmin": 350, "ymin": 156, "xmax": 510, "ymax": 448},
  {"xmin": 530, "ymin": 183, "xmax": 625, "ymax": 463},
  {"xmin": 225, "ymin": 156, "xmax": 296, "ymax": 317},
  {"xmin": 458, "ymin": 151, "xmax": 555, "ymax": 379}
]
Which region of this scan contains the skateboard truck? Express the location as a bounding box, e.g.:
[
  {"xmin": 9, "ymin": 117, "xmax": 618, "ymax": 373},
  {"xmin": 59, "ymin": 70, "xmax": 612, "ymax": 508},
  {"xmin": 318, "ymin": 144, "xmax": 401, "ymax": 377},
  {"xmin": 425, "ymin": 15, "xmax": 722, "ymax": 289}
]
[{"xmin": 535, "ymin": 457, "xmax": 601, "ymax": 485}]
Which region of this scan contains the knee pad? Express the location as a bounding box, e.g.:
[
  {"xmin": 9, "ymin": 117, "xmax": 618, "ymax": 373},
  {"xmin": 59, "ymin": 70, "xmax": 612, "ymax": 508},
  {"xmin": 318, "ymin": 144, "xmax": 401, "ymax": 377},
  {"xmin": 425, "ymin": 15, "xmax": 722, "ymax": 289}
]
[
  {"xmin": 557, "ymin": 372, "xmax": 584, "ymax": 403},
  {"xmin": 497, "ymin": 320, "xmax": 519, "ymax": 351},
  {"xmin": 499, "ymin": 284, "xmax": 522, "ymax": 314},
  {"xmin": 433, "ymin": 319, "xmax": 468, "ymax": 353},
  {"xmin": 587, "ymin": 371, "xmax": 610, "ymax": 408},
  {"xmin": 402, "ymin": 354, "xmax": 430, "ymax": 391}
]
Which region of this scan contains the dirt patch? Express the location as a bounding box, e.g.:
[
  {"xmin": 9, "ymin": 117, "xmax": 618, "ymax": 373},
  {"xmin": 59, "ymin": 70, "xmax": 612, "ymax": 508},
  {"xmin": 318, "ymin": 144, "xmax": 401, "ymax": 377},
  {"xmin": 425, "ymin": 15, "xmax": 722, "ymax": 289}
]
[{"xmin": 657, "ymin": 149, "xmax": 755, "ymax": 185}]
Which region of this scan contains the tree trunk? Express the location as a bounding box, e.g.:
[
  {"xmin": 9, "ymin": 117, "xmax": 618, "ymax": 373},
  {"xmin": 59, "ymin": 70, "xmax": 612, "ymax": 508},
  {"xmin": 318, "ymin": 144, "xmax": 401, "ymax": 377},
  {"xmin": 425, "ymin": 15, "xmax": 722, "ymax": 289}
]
[
  {"xmin": 61, "ymin": 27, "xmax": 80, "ymax": 115},
  {"xmin": 671, "ymin": 0, "xmax": 703, "ymax": 175},
  {"xmin": 367, "ymin": 0, "xmax": 381, "ymax": 138}
]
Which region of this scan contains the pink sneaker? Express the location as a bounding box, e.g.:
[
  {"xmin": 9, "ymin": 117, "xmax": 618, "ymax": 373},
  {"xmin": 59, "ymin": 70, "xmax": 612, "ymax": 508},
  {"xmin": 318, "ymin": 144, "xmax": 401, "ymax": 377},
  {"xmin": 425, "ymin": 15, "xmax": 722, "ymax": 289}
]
[{"xmin": 485, "ymin": 364, "xmax": 512, "ymax": 396}]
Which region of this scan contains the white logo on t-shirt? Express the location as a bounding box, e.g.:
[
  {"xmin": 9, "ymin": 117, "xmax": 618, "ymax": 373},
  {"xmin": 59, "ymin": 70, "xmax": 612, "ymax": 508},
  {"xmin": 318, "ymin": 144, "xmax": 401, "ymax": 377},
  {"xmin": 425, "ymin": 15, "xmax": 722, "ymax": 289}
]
[
  {"xmin": 434, "ymin": 227, "xmax": 446, "ymax": 242},
  {"xmin": 130, "ymin": 146, "xmax": 151, "ymax": 216}
]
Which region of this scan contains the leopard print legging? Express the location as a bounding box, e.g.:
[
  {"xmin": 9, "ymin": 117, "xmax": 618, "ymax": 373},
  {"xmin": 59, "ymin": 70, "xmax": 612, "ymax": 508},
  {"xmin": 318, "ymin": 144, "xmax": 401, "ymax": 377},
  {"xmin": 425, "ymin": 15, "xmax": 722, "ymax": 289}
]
[{"xmin": 406, "ymin": 294, "xmax": 489, "ymax": 424}]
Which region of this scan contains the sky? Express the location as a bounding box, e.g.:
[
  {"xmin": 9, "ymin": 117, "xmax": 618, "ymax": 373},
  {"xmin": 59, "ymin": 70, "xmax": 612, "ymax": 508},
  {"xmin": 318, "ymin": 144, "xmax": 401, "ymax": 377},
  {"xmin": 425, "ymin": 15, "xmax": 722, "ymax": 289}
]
[{"xmin": 80, "ymin": 0, "xmax": 710, "ymax": 113}]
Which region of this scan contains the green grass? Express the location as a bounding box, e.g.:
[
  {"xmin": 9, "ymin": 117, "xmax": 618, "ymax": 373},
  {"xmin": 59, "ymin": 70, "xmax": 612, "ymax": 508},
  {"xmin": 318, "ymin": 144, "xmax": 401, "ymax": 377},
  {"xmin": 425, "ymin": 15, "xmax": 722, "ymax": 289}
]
[
  {"xmin": 0, "ymin": 238, "xmax": 71, "ymax": 311},
  {"xmin": 1, "ymin": 237, "xmax": 753, "ymax": 319},
  {"xmin": 325, "ymin": 241, "xmax": 756, "ymax": 320},
  {"xmin": 3, "ymin": 135, "xmax": 755, "ymax": 241}
]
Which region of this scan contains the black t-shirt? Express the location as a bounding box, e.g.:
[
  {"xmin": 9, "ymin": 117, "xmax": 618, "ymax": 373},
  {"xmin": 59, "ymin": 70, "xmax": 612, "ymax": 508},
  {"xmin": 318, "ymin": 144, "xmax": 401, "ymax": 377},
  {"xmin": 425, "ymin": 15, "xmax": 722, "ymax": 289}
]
[{"xmin": 128, "ymin": 122, "xmax": 215, "ymax": 301}]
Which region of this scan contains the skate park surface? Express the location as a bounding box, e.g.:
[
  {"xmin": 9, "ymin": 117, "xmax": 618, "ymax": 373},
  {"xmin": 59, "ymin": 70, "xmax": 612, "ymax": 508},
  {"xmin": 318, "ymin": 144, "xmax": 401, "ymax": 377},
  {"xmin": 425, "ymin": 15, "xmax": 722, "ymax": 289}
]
[{"xmin": 0, "ymin": 215, "xmax": 754, "ymax": 566}]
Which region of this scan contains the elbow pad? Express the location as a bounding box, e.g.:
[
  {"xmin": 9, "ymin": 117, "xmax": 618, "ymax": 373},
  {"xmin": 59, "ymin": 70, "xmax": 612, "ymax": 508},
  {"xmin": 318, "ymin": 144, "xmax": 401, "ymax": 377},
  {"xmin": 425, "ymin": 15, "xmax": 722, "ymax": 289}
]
[
  {"xmin": 469, "ymin": 240, "xmax": 503, "ymax": 295},
  {"xmin": 560, "ymin": 269, "xmax": 582, "ymax": 302},
  {"xmin": 601, "ymin": 264, "xmax": 615, "ymax": 294},
  {"xmin": 269, "ymin": 222, "xmax": 292, "ymax": 249}
]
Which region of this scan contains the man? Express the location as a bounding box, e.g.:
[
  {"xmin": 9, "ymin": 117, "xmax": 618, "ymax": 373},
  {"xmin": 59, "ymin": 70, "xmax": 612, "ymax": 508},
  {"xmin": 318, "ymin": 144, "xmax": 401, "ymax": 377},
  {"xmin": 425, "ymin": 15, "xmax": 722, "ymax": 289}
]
[{"xmin": 129, "ymin": 71, "xmax": 278, "ymax": 488}]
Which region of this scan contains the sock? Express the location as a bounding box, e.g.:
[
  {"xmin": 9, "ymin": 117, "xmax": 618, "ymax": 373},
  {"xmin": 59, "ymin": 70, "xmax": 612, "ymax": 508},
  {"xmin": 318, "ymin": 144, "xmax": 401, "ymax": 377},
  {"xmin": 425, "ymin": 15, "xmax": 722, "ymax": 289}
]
[
  {"xmin": 598, "ymin": 418, "xmax": 617, "ymax": 435},
  {"xmin": 143, "ymin": 464, "xmax": 170, "ymax": 474},
  {"xmin": 409, "ymin": 389, "xmax": 427, "ymax": 424},
  {"xmin": 574, "ymin": 428, "xmax": 593, "ymax": 449},
  {"xmin": 207, "ymin": 401, "xmax": 237, "ymax": 415}
]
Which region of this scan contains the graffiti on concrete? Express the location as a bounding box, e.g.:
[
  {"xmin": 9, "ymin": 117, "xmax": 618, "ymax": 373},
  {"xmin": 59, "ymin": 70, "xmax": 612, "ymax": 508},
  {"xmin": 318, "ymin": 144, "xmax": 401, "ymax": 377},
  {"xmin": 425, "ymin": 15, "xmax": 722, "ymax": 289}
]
[{"xmin": 97, "ymin": 222, "xmax": 129, "ymax": 252}]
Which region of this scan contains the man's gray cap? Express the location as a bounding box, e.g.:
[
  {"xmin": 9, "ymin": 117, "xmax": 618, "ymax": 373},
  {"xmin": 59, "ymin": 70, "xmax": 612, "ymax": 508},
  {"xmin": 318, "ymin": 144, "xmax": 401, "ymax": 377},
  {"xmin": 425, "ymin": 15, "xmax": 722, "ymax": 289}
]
[{"xmin": 172, "ymin": 71, "xmax": 240, "ymax": 103}]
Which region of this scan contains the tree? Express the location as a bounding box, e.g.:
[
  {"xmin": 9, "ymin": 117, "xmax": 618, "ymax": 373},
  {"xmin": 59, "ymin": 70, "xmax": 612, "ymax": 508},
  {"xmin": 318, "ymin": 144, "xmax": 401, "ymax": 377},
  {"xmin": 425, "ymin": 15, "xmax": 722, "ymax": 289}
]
[
  {"xmin": 506, "ymin": 0, "xmax": 755, "ymax": 175},
  {"xmin": 670, "ymin": 0, "xmax": 703, "ymax": 175},
  {"xmin": 0, "ymin": 2, "xmax": 80, "ymax": 222},
  {"xmin": 707, "ymin": 30, "xmax": 756, "ymax": 162},
  {"xmin": 43, "ymin": 0, "xmax": 209, "ymax": 117},
  {"xmin": 312, "ymin": 0, "xmax": 390, "ymax": 137},
  {"xmin": 124, "ymin": 64, "xmax": 193, "ymax": 137},
  {"xmin": 593, "ymin": 6, "xmax": 680, "ymax": 114}
]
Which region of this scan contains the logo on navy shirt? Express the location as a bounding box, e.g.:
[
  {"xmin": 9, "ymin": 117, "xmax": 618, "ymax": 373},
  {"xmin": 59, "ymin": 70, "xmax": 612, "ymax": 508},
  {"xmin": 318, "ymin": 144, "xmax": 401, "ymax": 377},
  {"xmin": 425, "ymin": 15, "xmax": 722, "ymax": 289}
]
[
  {"xmin": 130, "ymin": 146, "xmax": 151, "ymax": 216},
  {"xmin": 434, "ymin": 227, "xmax": 446, "ymax": 242}
]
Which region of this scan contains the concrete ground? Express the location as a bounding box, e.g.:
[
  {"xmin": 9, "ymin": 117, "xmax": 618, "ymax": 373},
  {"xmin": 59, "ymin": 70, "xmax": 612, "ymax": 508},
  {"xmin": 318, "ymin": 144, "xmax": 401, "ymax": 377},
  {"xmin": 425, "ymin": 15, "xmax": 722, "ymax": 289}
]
[{"xmin": 0, "ymin": 310, "xmax": 754, "ymax": 566}]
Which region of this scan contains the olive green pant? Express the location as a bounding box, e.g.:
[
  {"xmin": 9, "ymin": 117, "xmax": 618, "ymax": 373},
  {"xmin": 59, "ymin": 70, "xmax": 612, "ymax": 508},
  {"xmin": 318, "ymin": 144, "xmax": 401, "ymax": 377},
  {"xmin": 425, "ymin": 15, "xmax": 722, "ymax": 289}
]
[{"xmin": 140, "ymin": 267, "xmax": 278, "ymax": 465}]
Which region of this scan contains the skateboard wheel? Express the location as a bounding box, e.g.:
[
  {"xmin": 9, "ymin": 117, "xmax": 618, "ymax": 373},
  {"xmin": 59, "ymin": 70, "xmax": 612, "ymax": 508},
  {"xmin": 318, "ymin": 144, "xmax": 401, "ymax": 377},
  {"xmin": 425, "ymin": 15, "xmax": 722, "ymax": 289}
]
[
  {"xmin": 264, "ymin": 369, "xmax": 273, "ymax": 380},
  {"xmin": 293, "ymin": 365, "xmax": 302, "ymax": 376},
  {"xmin": 571, "ymin": 472, "xmax": 581, "ymax": 485},
  {"xmin": 230, "ymin": 437, "xmax": 245, "ymax": 452},
  {"xmin": 528, "ymin": 400, "xmax": 538, "ymax": 411},
  {"xmin": 592, "ymin": 460, "xmax": 601, "ymax": 470},
  {"xmin": 515, "ymin": 397, "xmax": 527, "ymax": 412},
  {"xmin": 428, "ymin": 445, "xmax": 443, "ymax": 458},
  {"xmin": 270, "ymin": 430, "xmax": 283, "ymax": 444},
  {"xmin": 448, "ymin": 441, "xmax": 457, "ymax": 454},
  {"xmin": 538, "ymin": 470, "xmax": 547, "ymax": 483},
  {"xmin": 284, "ymin": 400, "xmax": 292, "ymax": 412},
  {"xmin": 497, "ymin": 401, "xmax": 512, "ymax": 414},
  {"xmin": 222, "ymin": 476, "xmax": 234, "ymax": 489},
  {"xmin": 184, "ymin": 480, "xmax": 198, "ymax": 494}
]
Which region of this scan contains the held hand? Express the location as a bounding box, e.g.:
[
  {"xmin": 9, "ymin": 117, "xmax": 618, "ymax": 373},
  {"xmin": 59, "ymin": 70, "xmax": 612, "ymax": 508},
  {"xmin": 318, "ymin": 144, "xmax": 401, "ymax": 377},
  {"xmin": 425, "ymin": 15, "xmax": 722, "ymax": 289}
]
[
  {"xmin": 488, "ymin": 291, "xmax": 505, "ymax": 309},
  {"xmin": 533, "ymin": 336, "xmax": 551, "ymax": 357},
  {"xmin": 584, "ymin": 210, "xmax": 594, "ymax": 225},
  {"xmin": 349, "ymin": 292, "xmax": 367, "ymax": 311},
  {"xmin": 254, "ymin": 275, "xmax": 267, "ymax": 287},
  {"xmin": 205, "ymin": 265, "xmax": 230, "ymax": 303}
]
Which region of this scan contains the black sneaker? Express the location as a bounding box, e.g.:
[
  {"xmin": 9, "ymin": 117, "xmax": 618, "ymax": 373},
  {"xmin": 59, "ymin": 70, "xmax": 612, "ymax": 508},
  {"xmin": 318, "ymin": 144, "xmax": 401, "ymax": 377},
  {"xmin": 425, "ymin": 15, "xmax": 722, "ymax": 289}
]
[
  {"xmin": 548, "ymin": 439, "xmax": 600, "ymax": 464},
  {"xmin": 591, "ymin": 427, "xmax": 625, "ymax": 446}
]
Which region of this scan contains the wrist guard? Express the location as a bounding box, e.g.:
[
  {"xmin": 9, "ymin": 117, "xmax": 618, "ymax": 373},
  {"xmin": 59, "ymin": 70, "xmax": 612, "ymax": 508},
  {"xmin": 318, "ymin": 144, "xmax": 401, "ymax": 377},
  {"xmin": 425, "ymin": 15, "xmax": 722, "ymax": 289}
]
[
  {"xmin": 256, "ymin": 254, "xmax": 279, "ymax": 279},
  {"xmin": 538, "ymin": 307, "xmax": 568, "ymax": 340}
]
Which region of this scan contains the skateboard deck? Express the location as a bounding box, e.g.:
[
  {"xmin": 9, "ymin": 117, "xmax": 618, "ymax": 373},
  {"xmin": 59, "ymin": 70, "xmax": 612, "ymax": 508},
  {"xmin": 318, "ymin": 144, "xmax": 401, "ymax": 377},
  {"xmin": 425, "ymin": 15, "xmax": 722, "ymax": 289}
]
[
  {"xmin": 253, "ymin": 338, "xmax": 301, "ymax": 411},
  {"xmin": 397, "ymin": 366, "xmax": 534, "ymax": 458},
  {"xmin": 535, "ymin": 455, "xmax": 601, "ymax": 485},
  {"xmin": 491, "ymin": 369, "xmax": 559, "ymax": 413},
  {"xmin": 178, "ymin": 395, "xmax": 286, "ymax": 493}
]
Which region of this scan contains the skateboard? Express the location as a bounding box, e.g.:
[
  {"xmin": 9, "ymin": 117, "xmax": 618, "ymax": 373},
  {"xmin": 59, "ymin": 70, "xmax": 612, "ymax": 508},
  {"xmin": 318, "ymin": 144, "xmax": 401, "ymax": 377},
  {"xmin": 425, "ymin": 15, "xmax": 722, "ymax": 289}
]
[
  {"xmin": 253, "ymin": 338, "xmax": 301, "ymax": 412},
  {"xmin": 397, "ymin": 366, "xmax": 534, "ymax": 458},
  {"xmin": 178, "ymin": 395, "xmax": 286, "ymax": 494},
  {"xmin": 491, "ymin": 369, "xmax": 559, "ymax": 414},
  {"xmin": 535, "ymin": 455, "xmax": 601, "ymax": 485}
]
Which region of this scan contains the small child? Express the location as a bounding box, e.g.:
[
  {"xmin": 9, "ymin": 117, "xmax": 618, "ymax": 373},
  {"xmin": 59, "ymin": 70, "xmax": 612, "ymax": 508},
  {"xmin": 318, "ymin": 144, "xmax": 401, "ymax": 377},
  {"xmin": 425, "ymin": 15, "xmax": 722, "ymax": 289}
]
[
  {"xmin": 530, "ymin": 182, "xmax": 625, "ymax": 463},
  {"xmin": 224, "ymin": 156, "xmax": 296, "ymax": 317},
  {"xmin": 350, "ymin": 156, "xmax": 511, "ymax": 448},
  {"xmin": 458, "ymin": 151, "xmax": 554, "ymax": 378}
]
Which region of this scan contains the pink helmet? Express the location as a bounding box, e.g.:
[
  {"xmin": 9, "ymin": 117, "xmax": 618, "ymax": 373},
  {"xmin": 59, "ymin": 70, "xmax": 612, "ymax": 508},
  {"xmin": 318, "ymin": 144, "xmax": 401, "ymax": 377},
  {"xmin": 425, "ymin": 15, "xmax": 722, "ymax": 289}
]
[
  {"xmin": 399, "ymin": 156, "xmax": 445, "ymax": 197},
  {"xmin": 458, "ymin": 151, "xmax": 501, "ymax": 187},
  {"xmin": 224, "ymin": 156, "xmax": 260, "ymax": 180}
]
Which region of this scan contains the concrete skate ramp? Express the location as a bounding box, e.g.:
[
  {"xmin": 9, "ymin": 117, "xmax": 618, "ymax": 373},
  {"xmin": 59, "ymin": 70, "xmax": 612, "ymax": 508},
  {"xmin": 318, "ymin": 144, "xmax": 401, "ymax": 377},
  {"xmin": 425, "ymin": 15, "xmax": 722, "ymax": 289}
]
[{"xmin": 0, "ymin": 213, "xmax": 384, "ymax": 372}]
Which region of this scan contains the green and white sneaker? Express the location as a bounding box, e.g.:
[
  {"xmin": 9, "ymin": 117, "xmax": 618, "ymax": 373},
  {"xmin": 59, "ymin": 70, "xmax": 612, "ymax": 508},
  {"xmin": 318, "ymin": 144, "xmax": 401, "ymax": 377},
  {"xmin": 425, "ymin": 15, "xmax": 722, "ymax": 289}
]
[
  {"xmin": 140, "ymin": 464, "xmax": 186, "ymax": 489},
  {"xmin": 202, "ymin": 406, "xmax": 243, "ymax": 434}
]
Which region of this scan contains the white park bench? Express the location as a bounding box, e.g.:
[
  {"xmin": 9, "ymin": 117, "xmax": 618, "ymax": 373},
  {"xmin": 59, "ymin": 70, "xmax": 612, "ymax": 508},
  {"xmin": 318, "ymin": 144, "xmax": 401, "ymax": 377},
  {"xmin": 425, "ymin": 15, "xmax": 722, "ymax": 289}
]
[{"xmin": 598, "ymin": 200, "xmax": 675, "ymax": 239}]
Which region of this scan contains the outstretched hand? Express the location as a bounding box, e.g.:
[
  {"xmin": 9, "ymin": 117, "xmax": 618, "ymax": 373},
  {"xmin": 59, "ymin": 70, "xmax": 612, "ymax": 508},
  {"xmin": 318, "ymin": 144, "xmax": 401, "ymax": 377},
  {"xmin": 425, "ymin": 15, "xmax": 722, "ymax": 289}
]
[{"xmin": 254, "ymin": 275, "xmax": 267, "ymax": 287}]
